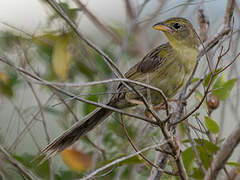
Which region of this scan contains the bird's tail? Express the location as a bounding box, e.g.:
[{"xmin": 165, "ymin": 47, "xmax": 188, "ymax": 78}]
[{"xmin": 38, "ymin": 106, "xmax": 112, "ymax": 162}]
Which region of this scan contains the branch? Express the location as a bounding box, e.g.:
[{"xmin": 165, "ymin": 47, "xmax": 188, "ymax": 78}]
[
  {"xmin": 0, "ymin": 145, "xmax": 40, "ymax": 180},
  {"xmin": 45, "ymin": 0, "xmax": 124, "ymax": 79},
  {"xmin": 119, "ymin": 115, "xmax": 176, "ymax": 176},
  {"xmin": 77, "ymin": 141, "xmax": 170, "ymax": 180},
  {"xmin": 0, "ymin": 56, "xmax": 157, "ymax": 126},
  {"xmin": 184, "ymin": 121, "xmax": 207, "ymax": 173},
  {"xmin": 73, "ymin": 0, "xmax": 122, "ymax": 44},
  {"xmin": 204, "ymin": 123, "xmax": 240, "ymax": 180}
]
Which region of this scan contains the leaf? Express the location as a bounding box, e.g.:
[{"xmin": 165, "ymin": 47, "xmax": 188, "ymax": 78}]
[
  {"xmin": 205, "ymin": 116, "xmax": 219, "ymax": 134},
  {"xmin": 74, "ymin": 61, "xmax": 95, "ymax": 81},
  {"xmin": 14, "ymin": 153, "xmax": 50, "ymax": 179},
  {"xmin": 182, "ymin": 147, "xmax": 195, "ymax": 173},
  {"xmin": 213, "ymin": 74, "xmax": 226, "ymax": 89},
  {"xmin": 90, "ymin": 49, "xmax": 112, "ymax": 77},
  {"xmin": 55, "ymin": 171, "xmax": 73, "ymax": 180},
  {"xmin": 61, "ymin": 148, "xmax": 92, "ymax": 172},
  {"xmin": 203, "ymin": 69, "xmax": 222, "ymax": 87},
  {"xmin": 197, "ymin": 146, "xmax": 212, "ymax": 169},
  {"xmin": 33, "ymin": 33, "xmax": 57, "ymax": 47},
  {"xmin": 192, "ymin": 77, "xmax": 200, "ymax": 83},
  {"xmin": 213, "ymin": 78, "xmax": 237, "ymax": 100},
  {"xmin": 52, "ymin": 33, "xmax": 72, "ymax": 81},
  {"xmin": 226, "ymin": 162, "xmax": 240, "ymax": 167},
  {"xmin": 195, "ymin": 139, "xmax": 219, "ymax": 153},
  {"xmin": 83, "ymin": 85, "xmax": 106, "ymax": 115},
  {"xmin": 203, "ymin": 73, "xmax": 216, "ymax": 87},
  {"xmin": 191, "ymin": 168, "xmax": 204, "ymax": 179},
  {"xmin": 194, "ymin": 90, "xmax": 203, "ymax": 102},
  {"xmin": 0, "ymin": 70, "xmax": 19, "ymax": 97}
]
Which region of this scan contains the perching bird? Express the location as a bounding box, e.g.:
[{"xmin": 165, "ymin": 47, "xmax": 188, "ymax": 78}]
[{"xmin": 40, "ymin": 17, "xmax": 200, "ymax": 159}]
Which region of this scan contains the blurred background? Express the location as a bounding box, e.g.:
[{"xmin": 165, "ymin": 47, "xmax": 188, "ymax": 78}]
[{"xmin": 0, "ymin": 0, "xmax": 239, "ymax": 179}]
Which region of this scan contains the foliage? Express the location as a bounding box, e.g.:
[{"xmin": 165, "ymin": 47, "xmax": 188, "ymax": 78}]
[{"xmin": 0, "ymin": 1, "xmax": 239, "ymax": 180}]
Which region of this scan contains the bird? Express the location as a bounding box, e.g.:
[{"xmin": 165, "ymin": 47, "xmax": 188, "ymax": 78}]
[{"xmin": 39, "ymin": 17, "xmax": 200, "ymax": 160}]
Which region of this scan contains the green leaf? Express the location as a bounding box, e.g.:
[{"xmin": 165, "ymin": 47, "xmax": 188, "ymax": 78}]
[
  {"xmin": 182, "ymin": 147, "xmax": 195, "ymax": 173},
  {"xmin": 90, "ymin": 49, "xmax": 112, "ymax": 77},
  {"xmin": 191, "ymin": 168, "xmax": 204, "ymax": 179},
  {"xmin": 203, "ymin": 69, "xmax": 222, "ymax": 87},
  {"xmin": 213, "ymin": 78, "xmax": 237, "ymax": 100},
  {"xmin": 55, "ymin": 171, "xmax": 73, "ymax": 180},
  {"xmin": 192, "ymin": 78, "xmax": 200, "ymax": 83},
  {"xmin": 213, "ymin": 74, "xmax": 226, "ymax": 89},
  {"xmin": 14, "ymin": 153, "xmax": 50, "ymax": 179},
  {"xmin": 226, "ymin": 162, "xmax": 240, "ymax": 167},
  {"xmin": 74, "ymin": 61, "xmax": 95, "ymax": 81},
  {"xmin": 197, "ymin": 146, "xmax": 213, "ymax": 168},
  {"xmin": 83, "ymin": 85, "xmax": 107, "ymax": 115},
  {"xmin": 205, "ymin": 116, "xmax": 219, "ymax": 134},
  {"xmin": 203, "ymin": 73, "xmax": 215, "ymax": 87},
  {"xmin": 195, "ymin": 139, "xmax": 219, "ymax": 153}
]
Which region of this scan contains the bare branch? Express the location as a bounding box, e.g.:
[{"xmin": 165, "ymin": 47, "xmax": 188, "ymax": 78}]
[
  {"xmin": 124, "ymin": 0, "xmax": 135, "ymax": 19},
  {"xmin": 45, "ymin": 0, "xmax": 124, "ymax": 79},
  {"xmin": 119, "ymin": 114, "xmax": 176, "ymax": 176},
  {"xmin": 184, "ymin": 121, "xmax": 207, "ymax": 173},
  {"xmin": 73, "ymin": 0, "xmax": 122, "ymax": 44},
  {"xmin": 77, "ymin": 141, "xmax": 170, "ymax": 180},
  {"xmin": 198, "ymin": 9, "xmax": 209, "ymax": 42},
  {"xmin": 0, "ymin": 145, "xmax": 40, "ymax": 180},
  {"xmin": 224, "ymin": 0, "xmax": 235, "ymax": 28},
  {"xmin": 204, "ymin": 123, "xmax": 240, "ymax": 180},
  {"xmin": 0, "ymin": 55, "xmax": 158, "ymax": 125}
]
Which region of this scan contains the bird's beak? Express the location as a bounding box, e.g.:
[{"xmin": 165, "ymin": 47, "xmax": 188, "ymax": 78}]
[{"xmin": 152, "ymin": 23, "xmax": 172, "ymax": 33}]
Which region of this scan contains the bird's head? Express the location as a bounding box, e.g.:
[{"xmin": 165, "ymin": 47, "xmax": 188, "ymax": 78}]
[{"xmin": 153, "ymin": 17, "xmax": 200, "ymax": 50}]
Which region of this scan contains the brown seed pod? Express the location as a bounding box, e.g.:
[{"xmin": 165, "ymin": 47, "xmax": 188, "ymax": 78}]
[{"xmin": 207, "ymin": 94, "xmax": 220, "ymax": 110}]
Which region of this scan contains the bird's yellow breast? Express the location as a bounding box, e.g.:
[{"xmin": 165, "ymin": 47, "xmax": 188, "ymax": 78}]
[{"xmin": 175, "ymin": 46, "xmax": 198, "ymax": 73}]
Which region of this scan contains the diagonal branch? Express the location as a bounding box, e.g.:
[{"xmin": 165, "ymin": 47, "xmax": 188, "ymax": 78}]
[
  {"xmin": 77, "ymin": 141, "xmax": 170, "ymax": 180},
  {"xmin": 0, "ymin": 55, "xmax": 157, "ymax": 126},
  {"xmin": 0, "ymin": 145, "xmax": 40, "ymax": 180},
  {"xmin": 73, "ymin": 0, "xmax": 122, "ymax": 44},
  {"xmin": 204, "ymin": 123, "xmax": 240, "ymax": 180}
]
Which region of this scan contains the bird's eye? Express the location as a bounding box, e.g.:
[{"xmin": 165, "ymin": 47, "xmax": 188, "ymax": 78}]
[{"xmin": 173, "ymin": 23, "xmax": 181, "ymax": 29}]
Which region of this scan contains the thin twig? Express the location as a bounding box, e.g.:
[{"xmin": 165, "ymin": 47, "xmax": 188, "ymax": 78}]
[
  {"xmin": 73, "ymin": 0, "xmax": 122, "ymax": 44},
  {"xmin": 77, "ymin": 141, "xmax": 170, "ymax": 180},
  {"xmin": 184, "ymin": 121, "xmax": 207, "ymax": 173},
  {"xmin": 0, "ymin": 55, "xmax": 158, "ymax": 125},
  {"xmin": 119, "ymin": 114, "xmax": 176, "ymax": 176},
  {"xmin": 0, "ymin": 145, "xmax": 40, "ymax": 180},
  {"xmin": 204, "ymin": 123, "xmax": 240, "ymax": 180}
]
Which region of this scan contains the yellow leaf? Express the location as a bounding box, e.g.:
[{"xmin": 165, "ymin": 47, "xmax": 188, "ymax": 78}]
[
  {"xmin": 0, "ymin": 72, "xmax": 8, "ymax": 84},
  {"xmin": 61, "ymin": 148, "xmax": 92, "ymax": 172},
  {"xmin": 52, "ymin": 34, "xmax": 72, "ymax": 81}
]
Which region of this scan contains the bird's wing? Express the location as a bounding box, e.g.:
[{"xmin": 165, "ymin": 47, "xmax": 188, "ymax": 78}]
[{"xmin": 124, "ymin": 43, "xmax": 171, "ymax": 80}]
